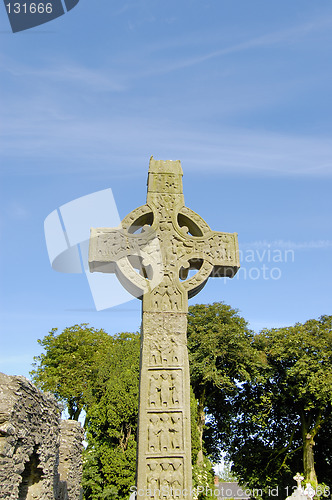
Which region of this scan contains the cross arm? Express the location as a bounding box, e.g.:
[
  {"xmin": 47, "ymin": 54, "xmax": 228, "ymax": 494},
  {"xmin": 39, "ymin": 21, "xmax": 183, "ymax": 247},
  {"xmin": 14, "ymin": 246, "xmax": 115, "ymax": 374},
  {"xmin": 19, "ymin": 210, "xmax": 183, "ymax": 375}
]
[
  {"xmin": 205, "ymin": 231, "xmax": 240, "ymax": 278},
  {"xmin": 89, "ymin": 227, "xmax": 128, "ymax": 273},
  {"xmin": 183, "ymin": 230, "xmax": 240, "ymax": 278}
]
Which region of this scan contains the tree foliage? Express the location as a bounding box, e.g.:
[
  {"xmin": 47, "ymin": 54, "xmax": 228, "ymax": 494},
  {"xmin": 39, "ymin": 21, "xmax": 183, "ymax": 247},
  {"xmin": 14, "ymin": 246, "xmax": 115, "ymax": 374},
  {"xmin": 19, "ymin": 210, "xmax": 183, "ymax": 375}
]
[
  {"xmin": 31, "ymin": 325, "xmax": 141, "ymax": 499},
  {"xmin": 30, "ymin": 324, "xmax": 111, "ymax": 420},
  {"xmin": 187, "ymin": 303, "xmax": 260, "ymax": 394},
  {"xmin": 187, "ymin": 306, "xmax": 332, "ymax": 497},
  {"xmin": 187, "ymin": 302, "xmax": 265, "ymax": 464},
  {"xmin": 221, "ymin": 315, "xmax": 332, "ymax": 495},
  {"xmin": 82, "ymin": 332, "xmax": 140, "ymax": 499}
]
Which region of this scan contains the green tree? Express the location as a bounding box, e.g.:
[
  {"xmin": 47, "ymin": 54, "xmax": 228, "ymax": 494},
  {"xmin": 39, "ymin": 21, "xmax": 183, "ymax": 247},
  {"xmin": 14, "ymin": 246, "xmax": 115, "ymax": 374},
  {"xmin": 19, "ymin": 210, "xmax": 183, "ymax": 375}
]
[
  {"xmin": 30, "ymin": 324, "xmax": 111, "ymax": 420},
  {"xmin": 31, "ymin": 325, "xmax": 141, "ymax": 499},
  {"xmin": 223, "ymin": 315, "xmax": 332, "ymax": 494},
  {"xmin": 187, "ymin": 302, "xmax": 265, "ymax": 466},
  {"xmin": 82, "ymin": 332, "xmax": 140, "ymax": 499},
  {"xmin": 190, "ymin": 385, "xmax": 215, "ymax": 499}
]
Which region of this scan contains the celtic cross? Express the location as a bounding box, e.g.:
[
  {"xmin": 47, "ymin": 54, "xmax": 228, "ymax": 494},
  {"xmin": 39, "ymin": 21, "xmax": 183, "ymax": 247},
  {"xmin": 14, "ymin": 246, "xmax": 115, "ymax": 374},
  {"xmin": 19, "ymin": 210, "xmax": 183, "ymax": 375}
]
[
  {"xmin": 294, "ymin": 473, "xmax": 304, "ymax": 491},
  {"xmin": 89, "ymin": 157, "xmax": 239, "ymax": 499}
]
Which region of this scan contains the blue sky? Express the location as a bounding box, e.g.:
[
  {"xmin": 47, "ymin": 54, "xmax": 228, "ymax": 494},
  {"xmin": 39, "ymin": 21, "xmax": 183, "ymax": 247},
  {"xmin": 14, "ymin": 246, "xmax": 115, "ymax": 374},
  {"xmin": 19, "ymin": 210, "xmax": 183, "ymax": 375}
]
[{"xmin": 0, "ymin": 0, "xmax": 332, "ymax": 378}]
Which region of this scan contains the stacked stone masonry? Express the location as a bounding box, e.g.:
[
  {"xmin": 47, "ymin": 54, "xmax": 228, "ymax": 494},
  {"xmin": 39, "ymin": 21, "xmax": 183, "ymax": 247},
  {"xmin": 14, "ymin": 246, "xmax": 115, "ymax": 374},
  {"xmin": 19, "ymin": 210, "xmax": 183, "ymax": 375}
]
[{"xmin": 0, "ymin": 372, "xmax": 84, "ymax": 500}]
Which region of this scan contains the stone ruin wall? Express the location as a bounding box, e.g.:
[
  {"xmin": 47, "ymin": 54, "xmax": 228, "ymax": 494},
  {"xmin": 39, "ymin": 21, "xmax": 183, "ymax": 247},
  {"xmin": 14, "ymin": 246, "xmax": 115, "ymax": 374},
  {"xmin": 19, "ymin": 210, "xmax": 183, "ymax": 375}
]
[{"xmin": 0, "ymin": 372, "xmax": 84, "ymax": 500}]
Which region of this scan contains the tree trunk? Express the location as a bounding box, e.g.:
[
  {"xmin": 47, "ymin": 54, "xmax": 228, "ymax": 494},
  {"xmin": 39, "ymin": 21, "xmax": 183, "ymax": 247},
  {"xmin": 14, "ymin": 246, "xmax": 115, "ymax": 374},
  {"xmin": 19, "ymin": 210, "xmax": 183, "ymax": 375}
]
[
  {"xmin": 196, "ymin": 390, "xmax": 205, "ymax": 466},
  {"xmin": 300, "ymin": 410, "xmax": 323, "ymax": 488},
  {"xmin": 303, "ymin": 432, "xmax": 318, "ymax": 487}
]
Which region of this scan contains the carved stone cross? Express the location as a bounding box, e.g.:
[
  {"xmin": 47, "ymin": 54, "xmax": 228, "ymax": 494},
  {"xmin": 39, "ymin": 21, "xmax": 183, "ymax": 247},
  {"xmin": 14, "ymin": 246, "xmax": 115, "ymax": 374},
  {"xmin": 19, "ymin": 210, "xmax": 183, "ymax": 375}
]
[
  {"xmin": 89, "ymin": 157, "xmax": 239, "ymax": 499},
  {"xmin": 294, "ymin": 473, "xmax": 304, "ymax": 491}
]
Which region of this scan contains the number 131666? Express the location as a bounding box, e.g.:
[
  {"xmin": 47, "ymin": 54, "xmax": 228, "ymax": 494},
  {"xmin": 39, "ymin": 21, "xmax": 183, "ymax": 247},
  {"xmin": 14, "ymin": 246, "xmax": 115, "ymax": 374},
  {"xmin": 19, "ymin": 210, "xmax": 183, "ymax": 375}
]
[{"xmin": 6, "ymin": 2, "xmax": 53, "ymax": 14}]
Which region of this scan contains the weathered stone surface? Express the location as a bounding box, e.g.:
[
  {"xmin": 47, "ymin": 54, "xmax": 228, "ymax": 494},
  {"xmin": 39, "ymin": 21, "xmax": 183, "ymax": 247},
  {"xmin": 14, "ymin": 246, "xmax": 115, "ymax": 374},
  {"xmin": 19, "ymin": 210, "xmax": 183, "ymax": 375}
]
[
  {"xmin": 138, "ymin": 311, "xmax": 192, "ymax": 498},
  {"xmin": 58, "ymin": 420, "xmax": 84, "ymax": 500},
  {"xmin": 89, "ymin": 157, "xmax": 240, "ymax": 499},
  {"xmin": 0, "ymin": 372, "xmax": 83, "ymax": 500}
]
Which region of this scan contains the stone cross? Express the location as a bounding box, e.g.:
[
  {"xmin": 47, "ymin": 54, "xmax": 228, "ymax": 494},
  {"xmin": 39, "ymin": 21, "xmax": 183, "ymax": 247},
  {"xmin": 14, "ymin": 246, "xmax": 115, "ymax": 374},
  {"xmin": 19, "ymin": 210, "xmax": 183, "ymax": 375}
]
[
  {"xmin": 89, "ymin": 157, "xmax": 240, "ymax": 499},
  {"xmin": 294, "ymin": 473, "xmax": 304, "ymax": 491}
]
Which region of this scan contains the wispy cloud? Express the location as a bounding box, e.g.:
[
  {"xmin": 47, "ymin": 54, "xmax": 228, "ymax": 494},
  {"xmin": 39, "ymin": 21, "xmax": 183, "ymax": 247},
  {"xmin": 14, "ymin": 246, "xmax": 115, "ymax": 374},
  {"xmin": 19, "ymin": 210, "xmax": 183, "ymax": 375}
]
[
  {"xmin": 5, "ymin": 201, "xmax": 30, "ymax": 220},
  {"xmin": 137, "ymin": 16, "xmax": 332, "ymax": 76},
  {"xmin": 1, "ymin": 111, "xmax": 332, "ymax": 177},
  {"xmin": 1, "ymin": 15, "xmax": 332, "ymax": 177},
  {"xmin": 33, "ymin": 64, "xmax": 127, "ymax": 91},
  {"xmin": 3, "ymin": 15, "xmax": 332, "ymax": 89},
  {"xmin": 241, "ymin": 240, "xmax": 332, "ymax": 250},
  {"xmin": 1, "ymin": 57, "xmax": 127, "ymax": 92}
]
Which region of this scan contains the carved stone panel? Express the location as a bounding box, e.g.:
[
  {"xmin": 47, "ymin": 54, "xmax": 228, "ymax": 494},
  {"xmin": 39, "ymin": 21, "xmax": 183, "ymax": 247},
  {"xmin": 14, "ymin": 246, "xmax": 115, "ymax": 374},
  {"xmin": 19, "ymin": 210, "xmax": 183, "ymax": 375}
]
[
  {"xmin": 149, "ymin": 279, "xmax": 185, "ymax": 313},
  {"xmin": 147, "ymin": 413, "xmax": 183, "ymax": 454},
  {"xmin": 148, "ymin": 371, "xmax": 182, "ymax": 409},
  {"xmin": 146, "ymin": 458, "xmax": 184, "ymax": 499},
  {"xmin": 149, "ymin": 335, "xmax": 183, "ymax": 367}
]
